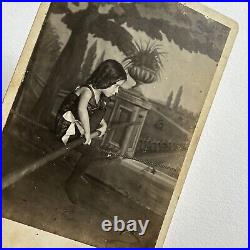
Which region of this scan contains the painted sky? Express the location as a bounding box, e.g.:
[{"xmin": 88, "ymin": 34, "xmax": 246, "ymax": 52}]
[{"xmin": 48, "ymin": 2, "xmax": 229, "ymax": 114}]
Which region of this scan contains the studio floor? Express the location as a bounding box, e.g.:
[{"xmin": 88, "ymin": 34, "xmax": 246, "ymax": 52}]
[{"xmin": 2, "ymin": 118, "xmax": 164, "ymax": 247}]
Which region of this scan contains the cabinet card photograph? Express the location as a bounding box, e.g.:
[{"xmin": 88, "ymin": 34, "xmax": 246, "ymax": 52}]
[{"xmin": 2, "ymin": 2, "xmax": 238, "ymax": 248}]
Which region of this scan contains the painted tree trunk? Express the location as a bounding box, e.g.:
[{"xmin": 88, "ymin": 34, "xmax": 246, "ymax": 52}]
[{"xmin": 33, "ymin": 8, "xmax": 99, "ymax": 128}]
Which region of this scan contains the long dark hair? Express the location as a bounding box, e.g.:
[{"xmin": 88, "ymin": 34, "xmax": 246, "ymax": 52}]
[{"xmin": 86, "ymin": 59, "xmax": 127, "ymax": 89}]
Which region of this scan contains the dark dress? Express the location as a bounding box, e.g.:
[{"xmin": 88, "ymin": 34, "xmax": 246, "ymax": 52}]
[{"xmin": 55, "ymin": 85, "xmax": 108, "ymax": 144}]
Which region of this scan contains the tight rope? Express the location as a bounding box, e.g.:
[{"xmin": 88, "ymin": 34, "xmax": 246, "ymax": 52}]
[
  {"xmin": 3, "ymin": 111, "xmax": 178, "ymax": 190},
  {"xmin": 2, "ymin": 131, "xmax": 100, "ymax": 190}
]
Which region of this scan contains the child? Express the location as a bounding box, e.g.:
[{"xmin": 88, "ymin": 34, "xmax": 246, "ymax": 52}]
[
  {"xmin": 55, "ymin": 59, "xmax": 127, "ymax": 204},
  {"xmin": 55, "ymin": 59, "xmax": 127, "ymax": 145}
]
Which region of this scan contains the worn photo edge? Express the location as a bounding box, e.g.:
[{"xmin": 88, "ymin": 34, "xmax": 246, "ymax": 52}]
[{"xmin": 2, "ymin": 2, "xmax": 239, "ymax": 248}]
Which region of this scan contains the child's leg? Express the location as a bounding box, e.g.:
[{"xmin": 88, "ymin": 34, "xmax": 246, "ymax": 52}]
[{"xmin": 65, "ymin": 145, "xmax": 95, "ymax": 204}]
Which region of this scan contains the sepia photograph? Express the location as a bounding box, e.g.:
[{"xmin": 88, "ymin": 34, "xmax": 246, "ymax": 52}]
[{"xmin": 2, "ymin": 2, "xmax": 238, "ymax": 248}]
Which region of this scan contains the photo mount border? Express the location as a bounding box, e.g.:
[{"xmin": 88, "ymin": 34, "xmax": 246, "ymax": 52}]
[{"xmin": 2, "ymin": 3, "xmax": 239, "ymax": 248}]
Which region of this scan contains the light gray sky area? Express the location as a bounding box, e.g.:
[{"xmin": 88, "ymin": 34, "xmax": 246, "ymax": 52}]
[{"xmin": 49, "ymin": 2, "xmax": 229, "ymax": 114}]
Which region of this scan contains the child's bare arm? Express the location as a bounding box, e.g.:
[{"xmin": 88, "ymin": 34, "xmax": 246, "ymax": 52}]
[{"xmin": 78, "ymin": 88, "xmax": 92, "ymax": 144}]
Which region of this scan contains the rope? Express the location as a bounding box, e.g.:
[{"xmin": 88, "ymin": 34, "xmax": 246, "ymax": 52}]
[
  {"xmin": 3, "ymin": 111, "xmax": 178, "ymax": 189},
  {"xmin": 10, "ymin": 110, "xmax": 178, "ymax": 172},
  {"xmin": 2, "ymin": 131, "xmax": 100, "ymax": 190}
]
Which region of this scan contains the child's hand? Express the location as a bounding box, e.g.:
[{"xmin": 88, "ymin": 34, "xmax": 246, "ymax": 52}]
[
  {"xmin": 97, "ymin": 120, "xmax": 108, "ymax": 137},
  {"xmin": 84, "ymin": 133, "xmax": 92, "ymax": 145}
]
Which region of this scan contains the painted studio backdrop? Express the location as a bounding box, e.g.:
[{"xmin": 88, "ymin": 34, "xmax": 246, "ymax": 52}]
[{"xmin": 3, "ymin": 3, "xmax": 230, "ymax": 248}]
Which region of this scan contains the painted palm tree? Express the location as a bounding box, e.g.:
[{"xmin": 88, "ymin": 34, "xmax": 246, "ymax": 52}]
[
  {"xmin": 32, "ymin": 2, "xmax": 228, "ymax": 127},
  {"xmin": 123, "ymin": 41, "xmax": 167, "ymax": 88}
]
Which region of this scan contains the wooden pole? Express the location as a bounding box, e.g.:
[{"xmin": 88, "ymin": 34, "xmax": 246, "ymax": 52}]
[
  {"xmin": 2, "ymin": 121, "xmax": 142, "ymax": 190},
  {"xmin": 2, "ymin": 131, "xmax": 100, "ymax": 190}
]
